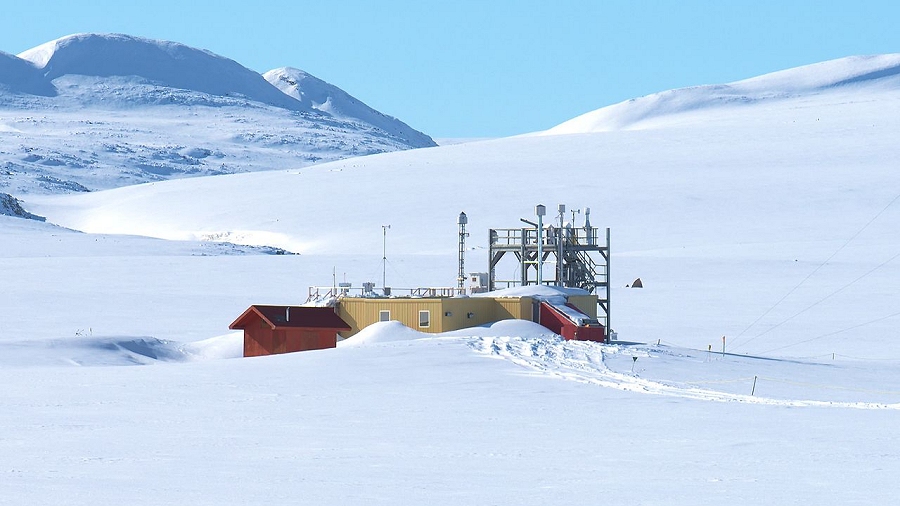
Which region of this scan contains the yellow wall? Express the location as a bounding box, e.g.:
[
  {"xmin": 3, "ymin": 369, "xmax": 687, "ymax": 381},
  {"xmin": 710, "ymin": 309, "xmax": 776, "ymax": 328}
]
[
  {"xmin": 441, "ymin": 297, "xmax": 497, "ymax": 330},
  {"xmin": 337, "ymin": 293, "xmax": 597, "ymax": 338},
  {"xmin": 337, "ymin": 298, "xmax": 445, "ymax": 337},
  {"xmin": 567, "ymin": 295, "xmax": 598, "ymax": 318}
]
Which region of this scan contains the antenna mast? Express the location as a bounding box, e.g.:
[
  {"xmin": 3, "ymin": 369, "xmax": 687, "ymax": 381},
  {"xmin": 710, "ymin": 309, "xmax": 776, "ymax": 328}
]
[
  {"xmin": 382, "ymin": 224, "xmax": 391, "ymax": 289},
  {"xmin": 458, "ymin": 212, "xmax": 468, "ymax": 291}
]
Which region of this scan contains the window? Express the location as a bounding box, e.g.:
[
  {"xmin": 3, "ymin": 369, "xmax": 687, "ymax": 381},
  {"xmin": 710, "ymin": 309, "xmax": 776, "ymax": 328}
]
[
  {"xmin": 418, "ymin": 310, "xmax": 431, "ymax": 328},
  {"xmin": 379, "ymin": 310, "xmax": 391, "ymax": 322}
]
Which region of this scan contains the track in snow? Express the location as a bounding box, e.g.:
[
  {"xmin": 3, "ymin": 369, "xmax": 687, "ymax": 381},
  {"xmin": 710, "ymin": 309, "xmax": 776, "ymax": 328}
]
[{"xmin": 469, "ymin": 336, "xmax": 900, "ymax": 410}]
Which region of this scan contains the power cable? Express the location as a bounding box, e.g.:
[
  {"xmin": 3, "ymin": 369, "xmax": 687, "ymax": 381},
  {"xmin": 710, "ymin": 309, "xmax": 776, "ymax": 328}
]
[
  {"xmin": 731, "ymin": 191, "xmax": 900, "ymax": 346},
  {"xmin": 759, "ymin": 308, "xmax": 900, "ymax": 355},
  {"xmin": 733, "ymin": 248, "xmax": 900, "ymax": 351}
]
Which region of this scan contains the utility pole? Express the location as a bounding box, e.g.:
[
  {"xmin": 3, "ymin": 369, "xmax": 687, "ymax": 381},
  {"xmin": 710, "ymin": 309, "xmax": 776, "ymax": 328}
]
[{"xmin": 382, "ymin": 224, "xmax": 391, "ymax": 289}]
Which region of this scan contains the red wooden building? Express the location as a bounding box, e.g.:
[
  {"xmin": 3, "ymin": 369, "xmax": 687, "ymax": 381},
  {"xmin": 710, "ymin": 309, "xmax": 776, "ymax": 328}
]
[{"xmin": 230, "ymin": 305, "xmax": 351, "ymax": 357}]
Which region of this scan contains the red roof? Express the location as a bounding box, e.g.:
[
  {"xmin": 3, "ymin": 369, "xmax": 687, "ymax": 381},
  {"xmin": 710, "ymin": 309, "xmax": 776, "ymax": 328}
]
[{"xmin": 229, "ymin": 305, "xmax": 351, "ymax": 331}]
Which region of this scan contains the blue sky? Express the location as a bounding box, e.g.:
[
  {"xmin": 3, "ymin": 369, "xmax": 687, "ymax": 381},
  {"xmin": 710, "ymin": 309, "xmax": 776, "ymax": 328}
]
[{"xmin": 3, "ymin": 1, "xmax": 899, "ymax": 138}]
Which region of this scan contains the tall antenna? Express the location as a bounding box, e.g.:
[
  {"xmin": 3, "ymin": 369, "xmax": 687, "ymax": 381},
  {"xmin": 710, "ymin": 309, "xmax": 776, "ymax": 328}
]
[
  {"xmin": 458, "ymin": 212, "xmax": 468, "ymax": 291},
  {"xmin": 382, "ymin": 224, "xmax": 391, "ymax": 289}
]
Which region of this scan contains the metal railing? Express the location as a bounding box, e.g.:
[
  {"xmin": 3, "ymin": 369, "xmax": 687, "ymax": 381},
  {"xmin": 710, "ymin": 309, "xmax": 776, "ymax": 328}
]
[{"xmin": 306, "ymin": 285, "xmax": 466, "ymax": 303}]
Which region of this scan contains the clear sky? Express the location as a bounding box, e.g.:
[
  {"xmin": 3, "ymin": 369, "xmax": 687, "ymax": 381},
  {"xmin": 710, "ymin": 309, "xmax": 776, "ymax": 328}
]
[{"xmin": 2, "ymin": 1, "xmax": 899, "ymax": 138}]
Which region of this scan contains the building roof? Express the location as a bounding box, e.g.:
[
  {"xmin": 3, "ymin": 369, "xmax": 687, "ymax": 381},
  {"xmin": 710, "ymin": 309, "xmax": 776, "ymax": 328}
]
[{"xmin": 229, "ymin": 305, "xmax": 351, "ymax": 331}]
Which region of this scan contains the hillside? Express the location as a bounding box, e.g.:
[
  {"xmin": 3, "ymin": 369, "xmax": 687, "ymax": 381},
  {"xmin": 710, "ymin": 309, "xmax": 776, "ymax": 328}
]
[
  {"xmin": 264, "ymin": 67, "xmax": 436, "ymax": 148},
  {"xmin": 545, "ymin": 54, "xmax": 900, "ymax": 133},
  {"xmin": 0, "ymin": 33, "xmax": 435, "ymax": 195}
]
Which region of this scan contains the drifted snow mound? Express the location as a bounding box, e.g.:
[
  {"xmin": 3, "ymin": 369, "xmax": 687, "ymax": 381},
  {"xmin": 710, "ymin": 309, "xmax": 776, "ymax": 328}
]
[
  {"xmin": 0, "ymin": 51, "xmax": 56, "ymax": 97},
  {"xmin": 0, "ymin": 333, "xmax": 243, "ymax": 367},
  {"xmin": 18, "ymin": 33, "xmax": 305, "ymax": 110},
  {"xmin": 264, "ymin": 67, "xmax": 436, "ymax": 148},
  {"xmin": 0, "ymin": 336, "xmax": 186, "ymax": 367},
  {"xmin": 442, "ymin": 319, "xmax": 560, "ymax": 340},
  {"xmin": 546, "ymin": 54, "xmax": 900, "ymax": 133},
  {"xmin": 338, "ymin": 320, "xmax": 430, "ymax": 347},
  {"xmin": 181, "ymin": 332, "xmax": 243, "ymax": 360}
]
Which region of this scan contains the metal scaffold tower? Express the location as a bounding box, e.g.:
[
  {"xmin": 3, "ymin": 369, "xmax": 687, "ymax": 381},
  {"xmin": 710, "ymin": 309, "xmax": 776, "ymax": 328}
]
[{"xmin": 488, "ymin": 205, "xmax": 611, "ymax": 330}]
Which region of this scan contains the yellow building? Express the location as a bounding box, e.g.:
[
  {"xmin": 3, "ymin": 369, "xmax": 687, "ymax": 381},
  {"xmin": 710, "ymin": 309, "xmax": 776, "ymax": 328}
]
[{"xmin": 336, "ymin": 294, "xmax": 598, "ymax": 338}]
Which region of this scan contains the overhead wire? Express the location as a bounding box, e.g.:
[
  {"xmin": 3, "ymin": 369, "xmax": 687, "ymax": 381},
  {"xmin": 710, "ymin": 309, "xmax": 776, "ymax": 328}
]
[
  {"xmin": 732, "ymin": 248, "xmax": 900, "ymax": 351},
  {"xmin": 730, "ymin": 190, "xmax": 900, "ymax": 349},
  {"xmin": 758, "ymin": 308, "xmax": 900, "ymax": 355}
]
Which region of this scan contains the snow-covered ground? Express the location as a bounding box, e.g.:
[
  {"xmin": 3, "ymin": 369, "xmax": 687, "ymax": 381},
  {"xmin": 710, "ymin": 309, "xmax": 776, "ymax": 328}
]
[{"xmin": 3, "ymin": 54, "xmax": 900, "ymax": 503}]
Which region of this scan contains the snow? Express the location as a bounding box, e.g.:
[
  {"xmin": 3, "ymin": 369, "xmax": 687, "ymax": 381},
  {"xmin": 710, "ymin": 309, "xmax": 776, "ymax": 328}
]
[
  {"xmin": 0, "ymin": 34, "xmax": 434, "ymax": 194},
  {"xmin": 264, "ymin": 67, "xmax": 436, "ymax": 148},
  {"xmin": 18, "ymin": 33, "xmax": 305, "ymax": 110},
  {"xmin": 3, "ymin": 52, "xmax": 900, "ymax": 503},
  {"xmin": 545, "ymin": 53, "xmax": 900, "ymax": 133},
  {"xmin": 0, "ymin": 50, "xmax": 56, "ymax": 96}
]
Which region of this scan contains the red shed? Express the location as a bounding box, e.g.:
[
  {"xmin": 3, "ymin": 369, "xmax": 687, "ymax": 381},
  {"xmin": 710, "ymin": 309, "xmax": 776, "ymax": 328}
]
[
  {"xmin": 229, "ymin": 305, "xmax": 351, "ymax": 357},
  {"xmin": 539, "ymin": 301, "xmax": 606, "ymax": 342}
]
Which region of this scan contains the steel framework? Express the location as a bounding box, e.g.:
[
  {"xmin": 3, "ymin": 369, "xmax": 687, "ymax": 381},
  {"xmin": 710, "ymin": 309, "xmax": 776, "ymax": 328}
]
[{"xmin": 488, "ymin": 224, "xmax": 610, "ymax": 330}]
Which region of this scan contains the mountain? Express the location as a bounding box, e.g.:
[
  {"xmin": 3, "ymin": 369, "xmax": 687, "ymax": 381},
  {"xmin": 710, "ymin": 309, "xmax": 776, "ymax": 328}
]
[
  {"xmin": 18, "ymin": 33, "xmax": 306, "ymax": 110},
  {"xmin": 0, "ymin": 50, "xmax": 56, "ymax": 96},
  {"xmin": 0, "ymin": 34, "xmax": 435, "ymax": 195},
  {"xmin": 545, "ymin": 54, "xmax": 900, "ymax": 133},
  {"xmin": 264, "ymin": 67, "xmax": 435, "ymax": 148}
]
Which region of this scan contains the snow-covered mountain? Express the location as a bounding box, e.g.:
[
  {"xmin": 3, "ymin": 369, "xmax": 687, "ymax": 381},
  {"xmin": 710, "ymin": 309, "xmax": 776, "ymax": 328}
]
[
  {"xmin": 545, "ymin": 54, "xmax": 900, "ymax": 133},
  {"xmin": 264, "ymin": 67, "xmax": 435, "ymax": 148},
  {"xmin": 0, "ymin": 50, "xmax": 56, "ymax": 96},
  {"xmin": 0, "ymin": 33, "xmax": 435, "ymax": 194}
]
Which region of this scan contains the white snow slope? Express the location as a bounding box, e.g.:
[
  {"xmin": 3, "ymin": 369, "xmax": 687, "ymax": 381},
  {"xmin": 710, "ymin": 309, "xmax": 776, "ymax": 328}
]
[
  {"xmin": 264, "ymin": 67, "xmax": 435, "ymax": 148},
  {"xmin": 0, "ymin": 33, "xmax": 435, "ymax": 194},
  {"xmin": 4, "ymin": 54, "xmax": 900, "ymax": 504}
]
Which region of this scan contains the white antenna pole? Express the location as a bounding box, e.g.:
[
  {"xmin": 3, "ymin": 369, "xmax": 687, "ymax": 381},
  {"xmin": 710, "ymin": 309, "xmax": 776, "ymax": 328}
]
[
  {"xmin": 458, "ymin": 212, "xmax": 468, "ymax": 291},
  {"xmin": 382, "ymin": 224, "xmax": 391, "ymax": 289}
]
